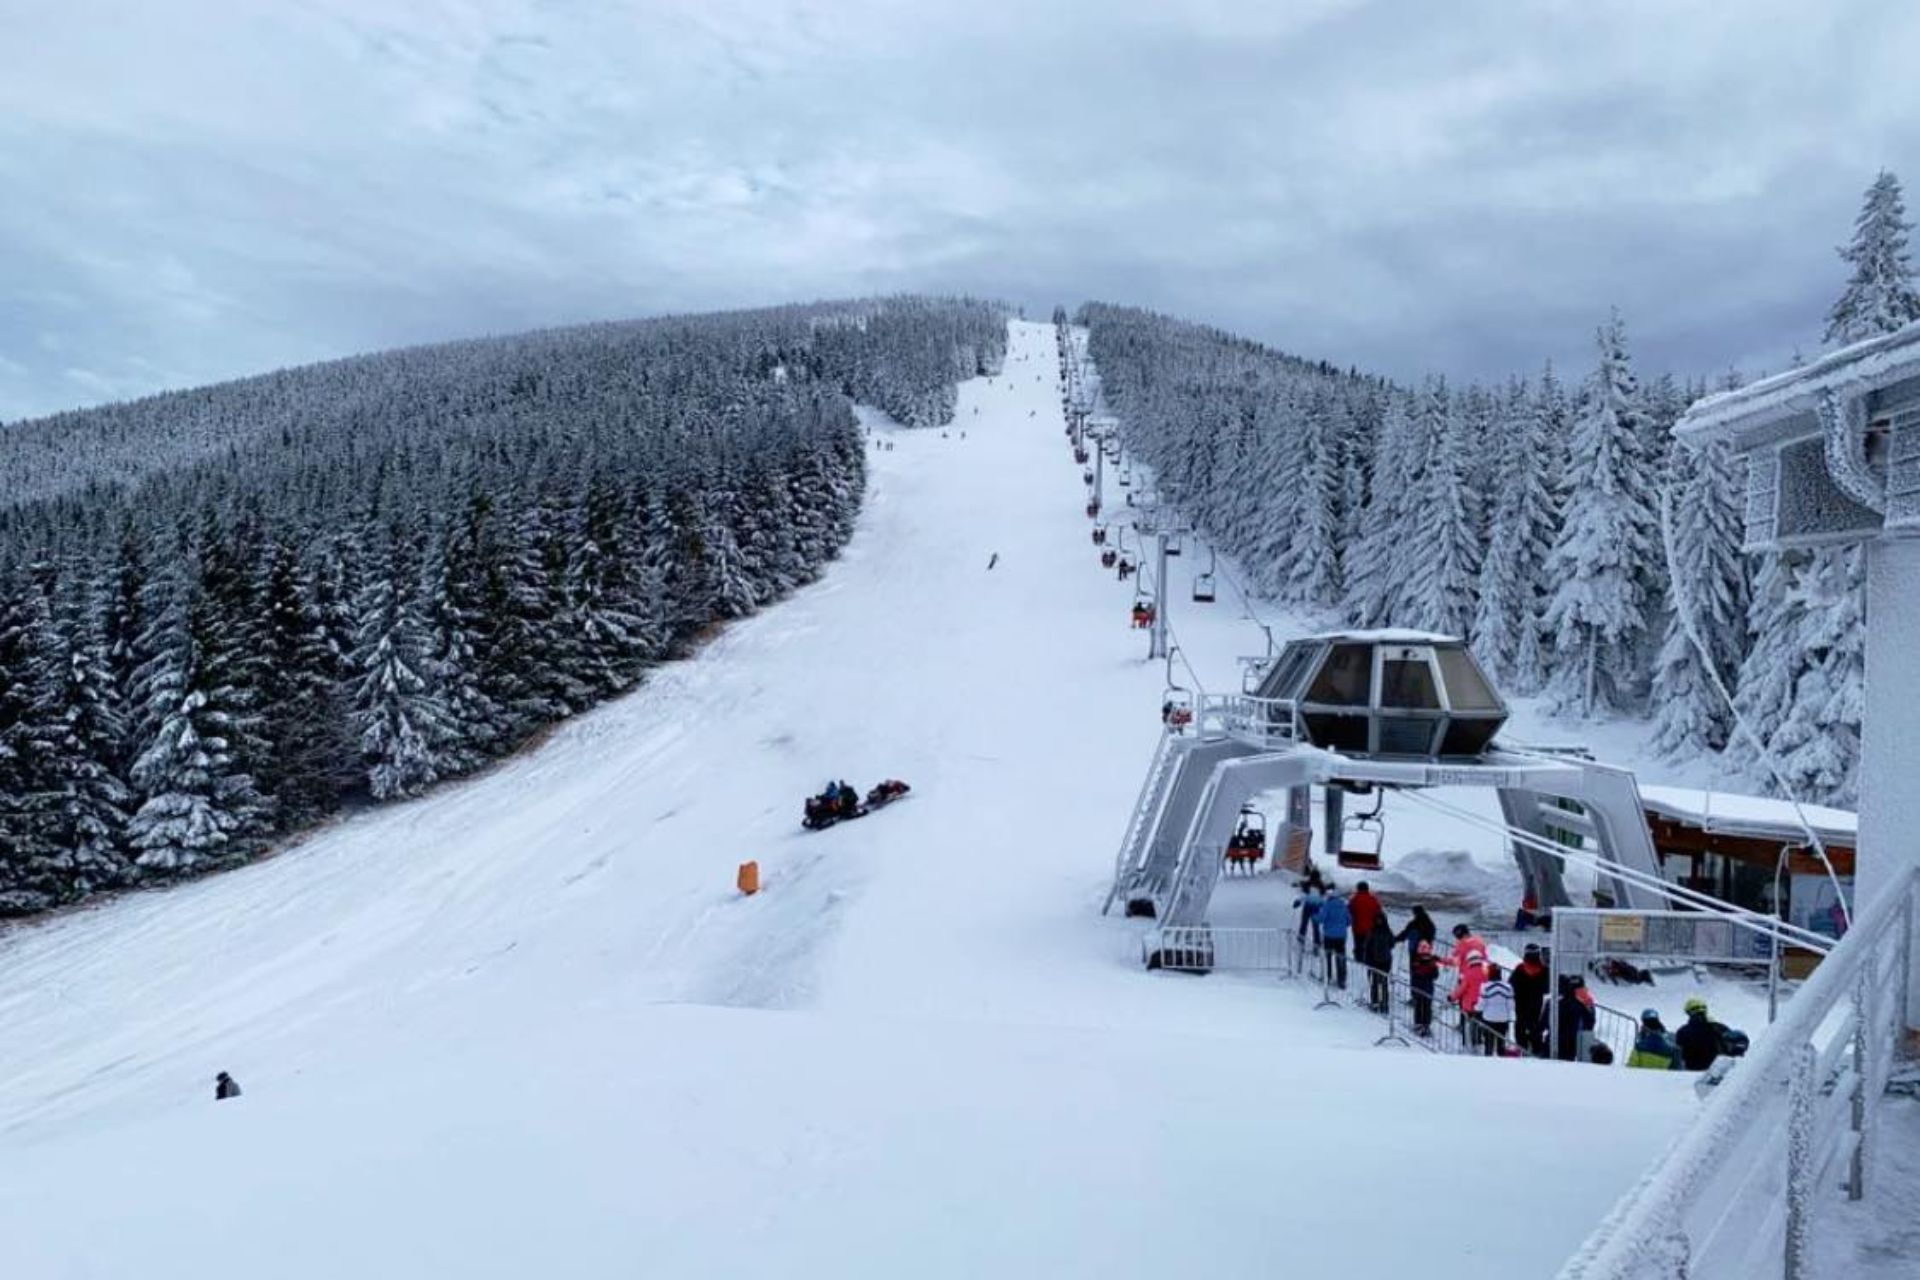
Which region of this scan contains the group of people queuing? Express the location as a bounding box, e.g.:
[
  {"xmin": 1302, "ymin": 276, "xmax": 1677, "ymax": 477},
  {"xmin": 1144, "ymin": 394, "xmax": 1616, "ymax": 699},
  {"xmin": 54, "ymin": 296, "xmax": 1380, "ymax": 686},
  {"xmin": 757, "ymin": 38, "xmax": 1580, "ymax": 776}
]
[
  {"xmin": 1293, "ymin": 873, "xmax": 1573, "ymax": 1060},
  {"xmin": 1291, "ymin": 871, "xmax": 1751, "ymax": 1073}
]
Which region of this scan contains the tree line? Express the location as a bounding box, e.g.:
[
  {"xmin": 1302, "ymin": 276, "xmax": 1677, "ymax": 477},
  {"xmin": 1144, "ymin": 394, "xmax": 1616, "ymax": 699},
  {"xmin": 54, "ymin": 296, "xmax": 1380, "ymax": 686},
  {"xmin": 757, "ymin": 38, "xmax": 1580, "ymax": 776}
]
[
  {"xmin": 1081, "ymin": 171, "xmax": 1920, "ymax": 810},
  {"xmin": 0, "ymin": 295, "xmax": 1006, "ymax": 916}
]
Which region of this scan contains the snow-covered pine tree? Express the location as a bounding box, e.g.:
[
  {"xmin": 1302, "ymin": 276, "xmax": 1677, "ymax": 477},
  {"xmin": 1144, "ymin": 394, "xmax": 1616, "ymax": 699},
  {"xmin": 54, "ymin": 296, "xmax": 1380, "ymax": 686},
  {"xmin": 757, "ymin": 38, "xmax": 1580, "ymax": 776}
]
[
  {"xmin": 1770, "ymin": 547, "xmax": 1865, "ymax": 804},
  {"xmin": 0, "ymin": 571, "xmax": 67, "ymax": 912},
  {"xmin": 1541, "ymin": 313, "xmax": 1660, "ymax": 716},
  {"xmin": 126, "ymin": 555, "xmax": 269, "ymax": 874},
  {"xmin": 1283, "ymin": 390, "xmax": 1344, "ymax": 606},
  {"xmin": 1824, "ymin": 170, "xmax": 1920, "ymax": 346},
  {"xmin": 1650, "ymin": 432, "xmax": 1749, "ymax": 757},
  {"xmin": 1732, "ymin": 550, "xmax": 1808, "ymax": 759},
  {"xmin": 43, "ymin": 567, "xmax": 133, "ymax": 896},
  {"xmin": 1346, "ymin": 390, "xmax": 1417, "ymax": 627},
  {"xmin": 258, "ymin": 535, "xmax": 353, "ymax": 828},
  {"xmin": 1403, "ymin": 377, "xmax": 1480, "ymax": 637},
  {"xmin": 349, "ymin": 525, "xmax": 452, "ymax": 801}
]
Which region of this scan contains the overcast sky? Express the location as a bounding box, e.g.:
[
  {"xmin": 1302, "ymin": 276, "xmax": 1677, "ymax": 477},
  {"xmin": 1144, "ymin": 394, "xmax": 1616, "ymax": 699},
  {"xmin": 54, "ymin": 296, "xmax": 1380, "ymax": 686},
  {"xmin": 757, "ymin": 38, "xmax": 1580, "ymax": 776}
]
[{"xmin": 3, "ymin": 0, "xmax": 1917, "ymax": 421}]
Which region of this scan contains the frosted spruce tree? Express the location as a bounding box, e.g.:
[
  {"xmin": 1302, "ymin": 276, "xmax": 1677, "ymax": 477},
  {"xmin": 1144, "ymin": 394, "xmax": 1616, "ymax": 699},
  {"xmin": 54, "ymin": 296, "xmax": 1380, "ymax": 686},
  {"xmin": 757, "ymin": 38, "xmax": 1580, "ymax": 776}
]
[
  {"xmin": 1824, "ymin": 170, "xmax": 1920, "ymax": 346},
  {"xmin": 126, "ymin": 563, "xmax": 267, "ymax": 873},
  {"xmin": 349, "ymin": 527, "xmax": 452, "ymax": 801},
  {"xmin": 1769, "ymin": 548, "xmax": 1864, "ymax": 805},
  {"xmin": 1541, "ymin": 313, "xmax": 1660, "ymax": 716},
  {"xmin": 1346, "ymin": 390, "xmax": 1417, "ymax": 627},
  {"xmin": 1284, "ymin": 390, "xmax": 1345, "ymax": 607},
  {"xmin": 1650, "ymin": 432, "xmax": 1749, "ymax": 756},
  {"xmin": 1403, "ymin": 378, "xmax": 1480, "ymax": 637},
  {"xmin": 1472, "ymin": 376, "xmax": 1560, "ymax": 685}
]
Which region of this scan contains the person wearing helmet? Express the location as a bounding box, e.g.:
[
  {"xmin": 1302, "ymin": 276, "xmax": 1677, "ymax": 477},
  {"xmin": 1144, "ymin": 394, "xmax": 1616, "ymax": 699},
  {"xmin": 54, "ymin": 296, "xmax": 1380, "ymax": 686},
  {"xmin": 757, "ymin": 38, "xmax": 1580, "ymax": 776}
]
[
  {"xmin": 1627, "ymin": 1009, "xmax": 1683, "ymax": 1070},
  {"xmin": 1676, "ymin": 998, "xmax": 1732, "ymax": 1071}
]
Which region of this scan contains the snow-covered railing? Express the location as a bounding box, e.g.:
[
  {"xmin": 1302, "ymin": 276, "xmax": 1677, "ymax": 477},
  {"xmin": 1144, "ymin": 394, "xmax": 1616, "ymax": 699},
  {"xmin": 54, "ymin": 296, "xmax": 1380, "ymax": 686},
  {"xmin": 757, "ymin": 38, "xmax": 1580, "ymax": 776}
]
[
  {"xmin": 1194, "ymin": 693, "xmax": 1299, "ymax": 747},
  {"xmin": 1558, "ymin": 865, "xmax": 1918, "ymax": 1280}
]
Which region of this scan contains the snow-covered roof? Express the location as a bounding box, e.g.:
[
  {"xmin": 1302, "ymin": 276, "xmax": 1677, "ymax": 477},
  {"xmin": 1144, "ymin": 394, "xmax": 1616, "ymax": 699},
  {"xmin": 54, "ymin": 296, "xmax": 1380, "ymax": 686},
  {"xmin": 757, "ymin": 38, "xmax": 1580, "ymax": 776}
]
[
  {"xmin": 1298, "ymin": 628, "xmax": 1461, "ymax": 645},
  {"xmin": 1639, "ymin": 784, "xmax": 1857, "ymax": 845},
  {"xmin": 1676, "ymin": 319, "xmax": 1920, "ymax": 442}
]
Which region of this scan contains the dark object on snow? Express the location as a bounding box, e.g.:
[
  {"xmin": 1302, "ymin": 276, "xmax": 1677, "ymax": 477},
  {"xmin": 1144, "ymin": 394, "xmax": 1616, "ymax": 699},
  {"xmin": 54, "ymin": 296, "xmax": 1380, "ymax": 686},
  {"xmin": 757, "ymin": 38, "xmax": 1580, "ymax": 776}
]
[
  {"xmin": 215, "ymin": 1071, "xmax": 242, "ymax": 1101},
  {"xmin": 802, "ymin": 779, "xmax": 911, "ymax": 830},
  {"xmin": 864, "ymin": 779, "xmax": 911, "ymax": 809},
  {"xmin": 987, "ymin": 553, "xmax": 999, "ymax": 570},
  {"xmin": 1589, "ymin": 1042, "xmax": 1615, "ymax": 1066},
  {"xmin": 1593, "ymin": 956, "xmax": 1656, "ymax": 986}
]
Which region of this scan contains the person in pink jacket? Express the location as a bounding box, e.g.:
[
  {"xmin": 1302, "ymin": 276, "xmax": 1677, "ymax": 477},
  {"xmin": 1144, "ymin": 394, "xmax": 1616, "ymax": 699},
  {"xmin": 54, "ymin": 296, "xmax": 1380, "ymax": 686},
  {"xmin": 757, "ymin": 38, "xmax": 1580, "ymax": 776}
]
[
  {"xmin": 1445, "ymin": 923, "xmax": 1488, "ymax": 972},
  {"xmin": 1449, "ymin": 952, "xmax": 1487, "ymax": 1047}
]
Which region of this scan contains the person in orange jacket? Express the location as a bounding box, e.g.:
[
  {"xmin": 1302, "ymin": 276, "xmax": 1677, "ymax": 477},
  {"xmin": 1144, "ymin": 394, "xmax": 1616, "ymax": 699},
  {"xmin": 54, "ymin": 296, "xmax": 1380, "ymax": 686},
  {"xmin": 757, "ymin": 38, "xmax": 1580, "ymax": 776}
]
[
  {"xmin": 1449, "ymin": 952, "xmax": 1487, "ymax": 1046},
  {"xmin": 1444, "ymin": 922, "xmax": 1488, "ymax": 973}
]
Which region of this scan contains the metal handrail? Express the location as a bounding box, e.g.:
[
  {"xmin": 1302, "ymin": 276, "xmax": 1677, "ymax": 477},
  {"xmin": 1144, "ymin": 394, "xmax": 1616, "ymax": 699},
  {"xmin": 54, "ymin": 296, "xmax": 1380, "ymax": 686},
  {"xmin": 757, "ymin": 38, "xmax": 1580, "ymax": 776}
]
[{"xmin": 1559, "ymin": 866, "xmax": 1918, "ymax": 1280}]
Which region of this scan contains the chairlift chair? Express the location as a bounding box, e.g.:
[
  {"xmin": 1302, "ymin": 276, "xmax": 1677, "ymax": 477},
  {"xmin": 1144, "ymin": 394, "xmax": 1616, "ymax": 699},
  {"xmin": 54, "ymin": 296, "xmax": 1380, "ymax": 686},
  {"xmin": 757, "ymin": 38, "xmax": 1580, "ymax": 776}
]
[
  {"xmin": 1074, "ymin": 447, "xmax": 1089, "ymax": 465},
  {"xmin": 1224, "ymin": 807, "xmax": 1268, "ymax": 876},
  {"xmin": 1130, "ymin": 593, "xmax": 1155, "ymax": 627},
  {"xmin": 1101, "ymin": 548, "xmax": 1118, "ymax": 569},
  {"xmin": 1086, "ymin": 500, "xmax": 1100, "ymax": 519},
  {"xmin": 1337, "ymin": 791, "xmax": 1386, "ymax": 871},
  {"xmin": 1165, "ymin": 532, "xmax": 1182, "ymax": 556},
  {"xmin": 1193, "ymin": 571, "xmax": 1216, "ymax": 603},
  {"xmin": 1161, "ymin": 685, "xmax": 1194, "ymax": 733},
  {"xmin": 1092, "ymin": 525, "xmax": 1107, "ymax": 546},
  {"xmin": 1083, "ymin": 468, "xmax": 1094, "ymax": 485}
]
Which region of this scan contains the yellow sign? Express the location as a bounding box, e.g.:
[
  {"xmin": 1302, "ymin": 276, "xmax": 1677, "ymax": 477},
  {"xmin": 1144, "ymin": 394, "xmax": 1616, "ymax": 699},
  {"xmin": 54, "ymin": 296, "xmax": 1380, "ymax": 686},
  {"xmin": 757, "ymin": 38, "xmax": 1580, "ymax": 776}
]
[{"xmin": 1600, "ymin": 915, "xmax": 1646, "ymax": 946}]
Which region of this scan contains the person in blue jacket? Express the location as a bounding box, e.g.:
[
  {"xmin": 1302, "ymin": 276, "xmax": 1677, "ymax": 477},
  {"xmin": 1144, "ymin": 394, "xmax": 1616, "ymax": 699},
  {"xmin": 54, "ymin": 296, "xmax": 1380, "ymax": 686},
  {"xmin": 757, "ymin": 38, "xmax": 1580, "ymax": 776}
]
[
  {"xmin": 1628, "ymin": 1009, "xmax": 1683, "ymax": 1070},
  {"xmin": 1293, "ymin": 883, "xmax": 1324, "ymax": 946},
  {"xmin": 1317, "ymin": 889, "xmax": 1352, "ymax": 989}
]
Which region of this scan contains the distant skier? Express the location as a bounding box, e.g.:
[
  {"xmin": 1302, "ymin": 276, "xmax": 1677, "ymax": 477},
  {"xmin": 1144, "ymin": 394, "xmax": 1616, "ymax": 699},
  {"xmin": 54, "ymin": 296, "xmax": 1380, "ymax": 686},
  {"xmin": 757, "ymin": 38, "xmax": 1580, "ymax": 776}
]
[
  {"xmin": 1477, "ymin": 963, "xmax": 1515, "ymax": 1055},
  {"xmin": 987, "ymin": 553, "xmax": 999, "ymax": 570},
  {"xmin": 1395, "ymin": 904, "xmax": 1437, "ymax": 962},
  {"xmin": 215, "ymin": 1071, "xmax": 242, "ymax": 1101},
  {"xmin": 1409, "ymin": 940, "xmax": 1440, "ymax": 1037}
]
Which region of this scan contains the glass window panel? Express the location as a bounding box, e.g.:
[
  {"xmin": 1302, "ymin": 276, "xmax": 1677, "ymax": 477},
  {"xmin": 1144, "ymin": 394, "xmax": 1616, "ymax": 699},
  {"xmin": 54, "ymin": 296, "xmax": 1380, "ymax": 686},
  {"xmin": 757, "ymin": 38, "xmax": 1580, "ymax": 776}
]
[
  {"xmin": 1303, "ymin": 713, "xmax": 1370, "ymax": 753},
  {"xmin": 1305, "ymin": 644, "xmax": 1373, "ymax": 706},
  {"xmin": 1379, "ymin": 655, "xmax": 1440, "ymax": 709},
  {"xmin": 1439, "ymin": 717, "xmax": 1501, "ymax": 756},
  {"xmin": 1436, "ymin": 648, "xmax": 1499, "ymax": 711},
  {"xmin": 1377, "ymin": 716, "xmax": 1440, "ymax": 756}
]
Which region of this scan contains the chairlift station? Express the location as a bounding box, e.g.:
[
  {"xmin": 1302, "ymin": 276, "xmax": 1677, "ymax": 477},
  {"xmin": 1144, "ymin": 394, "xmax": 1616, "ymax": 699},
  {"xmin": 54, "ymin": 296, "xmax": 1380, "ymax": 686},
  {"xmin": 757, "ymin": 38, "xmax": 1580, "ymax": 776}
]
[{"xmin": 1104, "ymin": 629, "xmax": 1673, "ymax": 928}]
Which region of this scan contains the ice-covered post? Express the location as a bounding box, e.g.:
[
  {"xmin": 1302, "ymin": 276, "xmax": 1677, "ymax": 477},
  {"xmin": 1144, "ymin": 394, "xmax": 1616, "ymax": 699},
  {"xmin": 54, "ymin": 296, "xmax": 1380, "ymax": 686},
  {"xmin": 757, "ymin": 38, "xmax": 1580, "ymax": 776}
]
[{"xmin": 1862, "ymin": 536, "xmax": 1920, "ymax": 1031}]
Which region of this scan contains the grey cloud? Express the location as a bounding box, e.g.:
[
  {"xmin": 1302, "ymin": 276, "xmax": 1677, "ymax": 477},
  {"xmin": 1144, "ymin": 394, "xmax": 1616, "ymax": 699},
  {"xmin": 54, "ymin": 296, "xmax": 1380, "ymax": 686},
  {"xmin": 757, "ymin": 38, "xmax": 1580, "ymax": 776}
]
[{"xmin": 2, "ymin": 0, "xmax": 1916, "ymax": 420}]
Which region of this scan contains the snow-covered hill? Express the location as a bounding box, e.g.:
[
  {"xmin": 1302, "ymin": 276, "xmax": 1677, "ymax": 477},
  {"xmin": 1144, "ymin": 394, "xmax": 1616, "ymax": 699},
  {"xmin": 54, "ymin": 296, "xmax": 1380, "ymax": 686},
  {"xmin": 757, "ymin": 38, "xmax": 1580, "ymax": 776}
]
[{"xmin": 0, "ymin": 322, "xmax": 1695, "ymax": 1279}]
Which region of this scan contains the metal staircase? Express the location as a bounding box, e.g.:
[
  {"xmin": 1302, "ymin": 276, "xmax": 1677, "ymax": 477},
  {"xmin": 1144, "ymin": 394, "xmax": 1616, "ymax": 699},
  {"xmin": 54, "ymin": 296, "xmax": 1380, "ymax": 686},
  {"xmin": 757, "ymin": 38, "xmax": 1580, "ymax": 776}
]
[{"xmin": 1105, "ymin": 737, "xmax": 1264, "ymax": 919}]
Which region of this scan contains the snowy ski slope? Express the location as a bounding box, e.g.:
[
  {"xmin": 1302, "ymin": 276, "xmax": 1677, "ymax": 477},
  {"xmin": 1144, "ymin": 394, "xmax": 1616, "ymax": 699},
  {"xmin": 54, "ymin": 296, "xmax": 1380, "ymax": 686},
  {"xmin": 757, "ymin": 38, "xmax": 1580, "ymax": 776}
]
[{"xmin": 0, "ymin": 321, "xmax": 1695, "ymax": 1279}]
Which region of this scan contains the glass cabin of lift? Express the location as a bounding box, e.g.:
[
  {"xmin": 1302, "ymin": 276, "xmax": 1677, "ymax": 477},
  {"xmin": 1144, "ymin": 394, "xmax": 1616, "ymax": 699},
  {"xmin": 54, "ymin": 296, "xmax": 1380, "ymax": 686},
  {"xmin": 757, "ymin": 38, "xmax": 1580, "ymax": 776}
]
[{"xmin": 1251, "ymin": 631, "xmax": 1507, "ymax": 759}]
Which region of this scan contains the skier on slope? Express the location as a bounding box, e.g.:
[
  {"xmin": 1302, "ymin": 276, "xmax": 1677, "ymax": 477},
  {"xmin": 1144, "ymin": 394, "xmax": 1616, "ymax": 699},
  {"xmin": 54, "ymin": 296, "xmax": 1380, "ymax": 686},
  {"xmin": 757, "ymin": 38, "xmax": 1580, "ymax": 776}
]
[{"xmin": 215, "ymin": 1071, "xmax": 242, "ymax": 1100}]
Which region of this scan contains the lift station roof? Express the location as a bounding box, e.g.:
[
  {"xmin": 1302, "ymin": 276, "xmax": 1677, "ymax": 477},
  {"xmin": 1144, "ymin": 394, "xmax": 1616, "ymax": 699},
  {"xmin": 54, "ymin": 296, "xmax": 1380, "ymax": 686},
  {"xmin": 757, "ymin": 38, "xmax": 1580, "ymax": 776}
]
[{"xmin": 1252, "ymin": 633, "xmax": 1507, "ymax": 759}]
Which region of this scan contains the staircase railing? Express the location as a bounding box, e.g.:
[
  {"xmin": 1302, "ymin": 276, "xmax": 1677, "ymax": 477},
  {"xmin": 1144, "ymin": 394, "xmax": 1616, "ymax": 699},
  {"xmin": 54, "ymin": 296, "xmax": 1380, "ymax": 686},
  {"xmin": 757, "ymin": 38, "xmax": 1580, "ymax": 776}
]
[{"xmin": 1104, "ymin": 731, "xmax": 1180, "ymax": 914}]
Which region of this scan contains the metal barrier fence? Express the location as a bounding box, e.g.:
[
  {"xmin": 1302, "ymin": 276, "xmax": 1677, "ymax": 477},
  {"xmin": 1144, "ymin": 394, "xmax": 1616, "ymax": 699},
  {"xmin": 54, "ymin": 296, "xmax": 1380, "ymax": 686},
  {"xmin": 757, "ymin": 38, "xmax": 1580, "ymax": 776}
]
[
  {"xmin": 1140, "ymin": 921, "xmax": 1653, "ymax": 1066},
  {"xmin": 1141, "ymin": 925, "xmax": 1299, "ymax": 973},
  {"xmin": 1558, "ymin": 866, "xmax": 1918, "ymax": 1280}
]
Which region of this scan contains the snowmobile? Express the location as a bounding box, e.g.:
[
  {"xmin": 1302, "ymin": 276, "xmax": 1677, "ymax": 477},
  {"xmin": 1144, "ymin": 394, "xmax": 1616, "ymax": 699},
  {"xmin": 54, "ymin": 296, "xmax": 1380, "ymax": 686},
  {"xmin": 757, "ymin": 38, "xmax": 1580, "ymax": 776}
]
[
  {"xmin": 802, "ymin": 783, "xmax": 864, "ymax": 831},
  {"xmin": 801, "ymin": 780, "xmax": 912, "ymax": 831}
]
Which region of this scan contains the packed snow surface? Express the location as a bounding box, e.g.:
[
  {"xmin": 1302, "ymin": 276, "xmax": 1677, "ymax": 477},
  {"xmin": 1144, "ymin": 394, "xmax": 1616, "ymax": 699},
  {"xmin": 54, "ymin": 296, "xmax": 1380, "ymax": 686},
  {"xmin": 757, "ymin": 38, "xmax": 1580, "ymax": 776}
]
[{"xmin": 0, "ymin": 322, "xmax": 1696, "ymax": 1279}]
